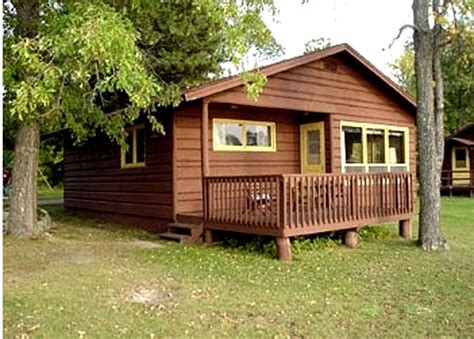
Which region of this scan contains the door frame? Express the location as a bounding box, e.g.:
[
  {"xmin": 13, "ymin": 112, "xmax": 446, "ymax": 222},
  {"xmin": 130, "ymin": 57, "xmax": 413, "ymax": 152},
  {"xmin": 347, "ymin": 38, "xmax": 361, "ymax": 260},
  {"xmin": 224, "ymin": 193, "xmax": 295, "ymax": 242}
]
[{"xmin": 300, "ymin": 122, "xmax": 326, "ymax": 174}]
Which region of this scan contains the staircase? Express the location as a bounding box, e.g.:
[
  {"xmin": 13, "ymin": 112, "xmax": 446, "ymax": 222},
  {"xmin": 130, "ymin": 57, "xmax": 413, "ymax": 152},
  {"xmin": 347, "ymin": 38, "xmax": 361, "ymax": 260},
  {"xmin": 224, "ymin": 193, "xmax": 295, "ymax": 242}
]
[{"xmin": 159, "ymin": 222, "xmax": 203, "ymax": 244}]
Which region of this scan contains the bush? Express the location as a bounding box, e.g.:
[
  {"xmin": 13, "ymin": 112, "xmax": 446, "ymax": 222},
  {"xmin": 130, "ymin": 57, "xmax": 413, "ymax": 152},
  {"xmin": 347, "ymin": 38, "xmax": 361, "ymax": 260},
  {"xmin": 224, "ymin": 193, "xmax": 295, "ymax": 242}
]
[{"xmin": 358, "ymin": 226, "xmax": 392, "ymax": 241}]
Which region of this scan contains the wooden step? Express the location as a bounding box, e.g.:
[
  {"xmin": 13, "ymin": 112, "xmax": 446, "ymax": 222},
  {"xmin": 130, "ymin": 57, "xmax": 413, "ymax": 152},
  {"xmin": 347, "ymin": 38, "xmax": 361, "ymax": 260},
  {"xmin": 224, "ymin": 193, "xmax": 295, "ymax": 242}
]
[
  {"xmin": 167, "ymin": 222, "xmax": 203, "ymax": 237},
  {"xmin": 160, "ymin": 221, "xmax": 204, "ymax": 244},
  {"xmin": 159, "ymin": 232, "xmax": 193, "ymax": 244}
]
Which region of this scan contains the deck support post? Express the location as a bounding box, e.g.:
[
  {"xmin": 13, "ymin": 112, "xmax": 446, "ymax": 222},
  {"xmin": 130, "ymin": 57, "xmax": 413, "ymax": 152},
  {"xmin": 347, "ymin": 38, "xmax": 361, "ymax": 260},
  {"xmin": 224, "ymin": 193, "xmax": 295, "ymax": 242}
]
[
  {"xmin": 399, "ymin": 219, "xmax": 412, "ymax": 240},
  {"xmin": 276, "ymin": 237, "xmax": 292, "ymax": 261},
  {"xmin": 204, "ymin": 228, "xmax": 213, "ymax": 244},
  {"xmin": 343, "ymin": 228, "xmax": 358, "ymax": 248}
]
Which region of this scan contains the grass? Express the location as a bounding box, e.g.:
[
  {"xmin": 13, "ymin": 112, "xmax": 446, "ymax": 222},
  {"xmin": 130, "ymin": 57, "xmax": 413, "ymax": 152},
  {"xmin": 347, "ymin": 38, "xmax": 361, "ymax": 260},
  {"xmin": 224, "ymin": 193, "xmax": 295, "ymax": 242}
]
[
  {"xmin": 37, "ymin": 187, "xmax": 64, "ymax": 200},
  {"xmin": 3, "ymin": 198, "xmax": 474, "ymax": 338},
  {"xmin": 3, "ymin": 188, "xmax": 63, "ymax": 205}
]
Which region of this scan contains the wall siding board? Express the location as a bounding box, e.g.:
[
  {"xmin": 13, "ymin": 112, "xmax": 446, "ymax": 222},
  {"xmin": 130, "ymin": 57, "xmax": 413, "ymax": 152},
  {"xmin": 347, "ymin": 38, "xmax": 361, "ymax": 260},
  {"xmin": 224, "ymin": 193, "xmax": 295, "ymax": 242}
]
[{"xmin": 64, "ymin": 119, "xmax": 174, "ymax": 232}]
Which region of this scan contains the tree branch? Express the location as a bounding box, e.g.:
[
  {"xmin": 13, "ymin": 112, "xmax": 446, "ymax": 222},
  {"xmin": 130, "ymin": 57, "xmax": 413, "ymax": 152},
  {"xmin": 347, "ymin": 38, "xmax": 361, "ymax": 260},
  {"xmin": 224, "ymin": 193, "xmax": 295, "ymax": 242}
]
[{"xmin": 388, "ymin": 24, "xmax": 419, "ymax": 49}]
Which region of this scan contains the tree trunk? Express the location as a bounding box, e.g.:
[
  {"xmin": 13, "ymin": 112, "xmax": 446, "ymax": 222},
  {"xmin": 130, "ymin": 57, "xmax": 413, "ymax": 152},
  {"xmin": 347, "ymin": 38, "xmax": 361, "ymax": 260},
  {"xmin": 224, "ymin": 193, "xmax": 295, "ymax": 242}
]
[
  {"xmin": 6, "ymin": 122, "xmax": 41, "ymax": 238},
  {"xmin": 413, "ymin": 0, "xmax": 447, "ymax": 251}
]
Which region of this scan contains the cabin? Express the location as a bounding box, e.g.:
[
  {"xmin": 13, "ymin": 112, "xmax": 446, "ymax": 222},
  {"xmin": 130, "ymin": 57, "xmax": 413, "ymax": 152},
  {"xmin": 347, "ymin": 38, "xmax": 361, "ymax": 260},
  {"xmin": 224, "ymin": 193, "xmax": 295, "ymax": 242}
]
[
  {"xmin": 441, "ymin": 124, "xmax": 474, "ymax": 197},
  {"xmin": 64, "ymin": 44, "xmax": 417, "ymax": 260}
]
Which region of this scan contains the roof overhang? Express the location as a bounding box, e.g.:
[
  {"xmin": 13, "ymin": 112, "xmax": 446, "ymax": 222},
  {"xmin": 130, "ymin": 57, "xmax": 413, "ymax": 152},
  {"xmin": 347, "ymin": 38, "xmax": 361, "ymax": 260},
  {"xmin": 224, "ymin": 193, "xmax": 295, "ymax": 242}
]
[{"xmin": 447, "ymin": 137, "xmax": 474, "ymax": 147}]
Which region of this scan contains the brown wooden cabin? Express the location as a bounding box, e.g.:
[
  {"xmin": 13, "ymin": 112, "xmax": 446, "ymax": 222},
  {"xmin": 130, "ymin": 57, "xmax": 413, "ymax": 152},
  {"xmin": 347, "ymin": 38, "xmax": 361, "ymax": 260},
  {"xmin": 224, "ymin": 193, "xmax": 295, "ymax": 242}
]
[
  {"xmin": 64, "ymin": 44, "xmax": 417, "ymax": 260},
  {"xmin": 441, "ymin": 124, "xmax": 474, "ymax": 197}
]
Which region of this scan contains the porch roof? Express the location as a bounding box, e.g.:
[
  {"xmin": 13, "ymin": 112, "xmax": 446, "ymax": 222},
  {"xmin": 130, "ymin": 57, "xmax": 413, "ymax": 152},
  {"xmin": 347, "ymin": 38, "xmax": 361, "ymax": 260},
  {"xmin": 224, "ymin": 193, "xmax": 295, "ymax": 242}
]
[{"xmin": 183, "ymin": 43, "xmax": 416, "ymax": 110}]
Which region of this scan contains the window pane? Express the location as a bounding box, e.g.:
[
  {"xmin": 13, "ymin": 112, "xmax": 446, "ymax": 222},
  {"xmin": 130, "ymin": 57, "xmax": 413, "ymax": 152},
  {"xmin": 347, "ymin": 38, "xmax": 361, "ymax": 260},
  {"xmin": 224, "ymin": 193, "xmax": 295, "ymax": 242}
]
[
  {"xmin": 455, "ymin": 149, "xmax": 467, "ymax": 168},
  {"xmin": 136, "ymin": 128, "xmax": 145, "ymax": 163},
  {"xmin": 215, "ymin": 122, "xmax": 242, "ymax": 146},
  {"xmin": 343, "ymin": 127, "xmax": 362, "ymax": 163},
  {"xmin": 344, "ymin": 165, "xmax": 366, "ymax": 173},
  {"xmin": 307, "ymin": 130, "xmax": 321, "ymax": 165},
  {"xmin": 390, "ymin": 165, "xmax": 409, "ymax": 172},
  {"xmin": 389, "ymin": 131, "xmax": 405, "ymax": 164},
  {"xmin": 125, "ymin": 130, "xmax": 133, "ymax": 164},
  {"xmin": 367, "ymin": 128, "xmax": 384, "ymax": 164},
  {"xmin": 368, "ymin": 165, "xmax": 388, "ymax": 173},
  {"xmin": 246, "ymin": 124, "xmax": 271, "ymax": 147}
]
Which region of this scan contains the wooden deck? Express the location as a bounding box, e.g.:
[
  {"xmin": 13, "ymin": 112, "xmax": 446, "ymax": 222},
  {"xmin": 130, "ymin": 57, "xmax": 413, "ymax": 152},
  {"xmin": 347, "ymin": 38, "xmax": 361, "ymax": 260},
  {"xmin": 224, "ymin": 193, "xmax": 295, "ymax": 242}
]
[
  {"xmin": 441, "ymin": 170, "xmax": 474, "ymax": 197},
  {"xmin": 202, "ymin": 172, "xmax": 415, "ymax": 259}
]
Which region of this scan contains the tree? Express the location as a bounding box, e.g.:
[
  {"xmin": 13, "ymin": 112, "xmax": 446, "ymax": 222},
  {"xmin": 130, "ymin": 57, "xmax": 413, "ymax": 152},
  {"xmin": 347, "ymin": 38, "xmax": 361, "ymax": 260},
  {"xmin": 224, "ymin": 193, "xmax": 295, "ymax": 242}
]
[
  {"xmin": 4, "ymin": 2, "xmax": 160, "ymax": 237},
  {"xmin": 412, "ymin": 0, "xmax": 471, "ymax": 250},
  {"xmin": 391, "ymin": 31, "xmax": 473, "ymax": 134},
  {"xmin": 4, "ymin": 0, "xmax": 280, "ymax": 237},
  {"xmin": 304, "ymin": 37, "xmax": 332, "ymax": 54}
]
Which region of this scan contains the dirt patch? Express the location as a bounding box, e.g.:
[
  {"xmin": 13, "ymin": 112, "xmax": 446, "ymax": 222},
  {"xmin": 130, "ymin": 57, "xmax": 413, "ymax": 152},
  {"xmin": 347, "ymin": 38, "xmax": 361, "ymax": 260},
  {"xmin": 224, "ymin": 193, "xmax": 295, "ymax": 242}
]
[
  {"xmin": 47, "ymin": 248, "xmax": 96, "ymax": 264},
  {"xmin": 123, "ymin": 286, "xmax": 173, "ymax": 307},
  {"xmin": 126, "ymin": 240, "xmax": 164, "ymax": 249}
]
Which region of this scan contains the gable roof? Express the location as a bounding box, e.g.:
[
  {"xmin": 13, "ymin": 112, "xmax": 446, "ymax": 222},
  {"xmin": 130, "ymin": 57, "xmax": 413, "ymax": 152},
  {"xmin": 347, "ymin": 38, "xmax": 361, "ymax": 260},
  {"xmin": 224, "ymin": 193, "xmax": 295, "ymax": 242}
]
[
  {"xmin": 184, "ymin": 43, "xmax": 416, "ymax": 109},
  {"xmin": 446, "ymin": 123, "xmax": 474, "ymax": 142}
]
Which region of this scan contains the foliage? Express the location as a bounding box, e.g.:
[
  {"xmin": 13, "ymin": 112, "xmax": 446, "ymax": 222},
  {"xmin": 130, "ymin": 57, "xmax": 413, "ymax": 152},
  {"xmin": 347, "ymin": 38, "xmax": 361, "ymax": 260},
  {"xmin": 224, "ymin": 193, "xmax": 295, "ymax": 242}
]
[
  {"xmin": 4, "ymin": 198, "xmax": 474, "ymax": 337},
  {"xmin": 38, "ymin": 137, "xmax": 64, "ymax": 188},
  {"xmin": 390, "ymin": 46, "xmax": 417, "ymax": 98},
  {"xmin": 304, "ymin": 37, "xmax": 332, "ymax": 54},
  {"xmin": 358, "ymin": 226, "xmax": 392, "ymax": 241},
  {"xmin": 220, "ymin": 235, "xmax": 277, "ymax": 257},
  {"xmin": 219, "ymin": 227, "xmax": 392, "ymax": 257},
  {"xmin": 5, "ymin": 2, "xmax": 161, "ymax": 146},
  {"xmin": 106, "ymin": 0, "xmax": 282, "ymax": 89},
  {"xmin": 291, "ymin": 234, "xmax": 338, "ymax": 253},
  {"xmin": 392, "ymin": 4, "xmax": 474, "ymax": 134}
]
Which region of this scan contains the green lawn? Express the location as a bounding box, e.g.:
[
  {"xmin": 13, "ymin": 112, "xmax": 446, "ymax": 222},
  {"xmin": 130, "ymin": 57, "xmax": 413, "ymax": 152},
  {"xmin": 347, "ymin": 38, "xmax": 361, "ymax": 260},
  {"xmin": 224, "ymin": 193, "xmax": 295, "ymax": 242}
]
[
  {"xmin": 3, "ymin": 188, "xmax": 63, "ymax": 205},
  {"xmin": 37, "ymin": 188, "xmax": 64, "ymax": 200},
  {"xmin": 3, "ymin": 198, "xmax": 473, "ymax": 338}
]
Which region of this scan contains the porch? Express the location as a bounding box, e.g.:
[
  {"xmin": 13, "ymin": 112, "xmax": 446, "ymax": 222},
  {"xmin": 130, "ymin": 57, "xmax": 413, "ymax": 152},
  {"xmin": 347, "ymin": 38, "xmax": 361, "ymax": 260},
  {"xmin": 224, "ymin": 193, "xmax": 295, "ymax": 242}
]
[
  {"xmin": 200, "ymin": 171, "xmax": 415, "ymax": 260},
  {"xmin": 441, "ymin": 170, "xmax": 474, "ymax": 197}
]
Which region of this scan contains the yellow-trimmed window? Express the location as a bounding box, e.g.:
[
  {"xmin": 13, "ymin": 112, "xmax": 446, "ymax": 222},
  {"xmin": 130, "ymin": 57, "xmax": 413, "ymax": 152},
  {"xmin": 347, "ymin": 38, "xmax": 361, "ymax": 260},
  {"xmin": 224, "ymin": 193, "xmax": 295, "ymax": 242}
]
[
  {"xmin": 121, "ymin": 124, "xmax": 145, "ymax": 168},
  {"xmin": 213, "ymin": 119, "xmax": 276, "ymax": 152},
  {"xmin": 341, "ymin": 121, "xmax": 409, "ymax": 173}
]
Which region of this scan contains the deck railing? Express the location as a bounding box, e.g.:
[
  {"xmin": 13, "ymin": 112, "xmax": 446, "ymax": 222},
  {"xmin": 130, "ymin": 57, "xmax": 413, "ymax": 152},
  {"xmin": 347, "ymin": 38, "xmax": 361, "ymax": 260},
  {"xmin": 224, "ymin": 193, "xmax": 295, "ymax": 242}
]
[
  {"xmin": 441, "ymin": 170, "xmax": 474, "ymax": 187},
  {"xmin": 204, "ymin": 175, "xmax": 282, "ymax": 235},
  {"xmin": 441, "ymin": 170, "xmax": 474, "ymax": 196},
  {"xmin": 204, "ymin": 172, "xmax": 414, "ymax": 237}
]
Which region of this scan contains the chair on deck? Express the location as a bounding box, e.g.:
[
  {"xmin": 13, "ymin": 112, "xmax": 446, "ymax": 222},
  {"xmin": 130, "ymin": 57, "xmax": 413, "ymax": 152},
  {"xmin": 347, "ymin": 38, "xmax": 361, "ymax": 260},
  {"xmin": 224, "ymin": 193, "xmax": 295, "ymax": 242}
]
[{"xmin": 246, "ymin": 181, "xmax": 275, "ymax": 215}]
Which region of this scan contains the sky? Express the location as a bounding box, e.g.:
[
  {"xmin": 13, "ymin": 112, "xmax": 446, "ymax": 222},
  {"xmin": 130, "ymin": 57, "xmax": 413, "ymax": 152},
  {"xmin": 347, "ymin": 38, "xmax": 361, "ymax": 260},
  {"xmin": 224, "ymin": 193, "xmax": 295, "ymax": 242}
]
[{"xmin": 263, "ymin": 0, "xmax": 414, "ymax": 80}]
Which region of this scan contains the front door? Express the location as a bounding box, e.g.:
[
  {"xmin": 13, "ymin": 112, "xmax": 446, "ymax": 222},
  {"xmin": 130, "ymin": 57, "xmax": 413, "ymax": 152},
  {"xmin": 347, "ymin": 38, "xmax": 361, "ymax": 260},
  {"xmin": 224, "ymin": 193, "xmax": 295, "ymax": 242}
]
[
  {"xmin": 452, "ymin": 146, "xmax": 470, "ymax": 186},
  {"xmin": 300, "ymin": 122, "xmax": 325, "ymax": 174}
]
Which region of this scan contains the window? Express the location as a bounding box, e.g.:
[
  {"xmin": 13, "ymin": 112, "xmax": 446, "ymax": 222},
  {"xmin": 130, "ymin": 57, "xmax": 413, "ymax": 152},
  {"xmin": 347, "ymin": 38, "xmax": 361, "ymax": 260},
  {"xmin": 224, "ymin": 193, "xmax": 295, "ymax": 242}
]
[
  {"xmin": 389, "ymin": 130, "xmax": 405, "ymax": 164},
  {"xmin": 341, "ymin": 121, "xmax": 409, "ymax": 173},
  {"xmin": 121, "ymin": 124, "xmax": 145, "ymax": 168},
  {"xmin": 453, "ymin": 148, "xmax": 468, "ymax": 169},
  {"xmin": 343, "ymin": 126, "xmax": 363, "ymax": 164},
  {"xmin": 306, "ymin": 130, "xmax": 321, "ymax": 165},
  {"xmin": 367, "ymin": 129, "xmax": 385, "ymax": 163},
  {"xmin": 213, "ymin": 119, "xmax": 276, "ymax": 151}
]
